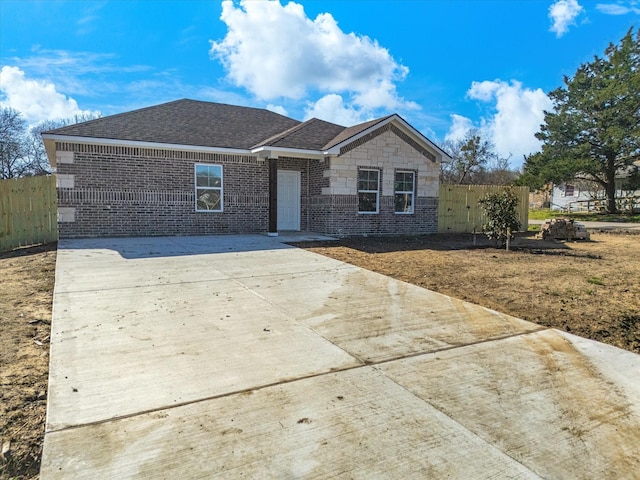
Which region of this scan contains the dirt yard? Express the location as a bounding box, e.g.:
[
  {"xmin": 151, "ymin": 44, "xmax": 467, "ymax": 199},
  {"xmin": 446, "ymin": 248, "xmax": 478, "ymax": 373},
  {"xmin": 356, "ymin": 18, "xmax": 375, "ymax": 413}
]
[
  {"xmin": 1, "ymin": 232, "xmax": 638, "ymax": 478},
  {"xmin": 1, "ymin": 244, "xmax": 56, "ymax": 480}
]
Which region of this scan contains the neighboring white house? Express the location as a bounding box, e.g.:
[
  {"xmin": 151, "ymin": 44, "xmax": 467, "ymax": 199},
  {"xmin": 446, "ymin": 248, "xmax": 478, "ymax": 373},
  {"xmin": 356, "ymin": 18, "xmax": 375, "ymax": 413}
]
[{"xmin": 551, "ymin": 177, "xmax": 640, "ymax": 212}]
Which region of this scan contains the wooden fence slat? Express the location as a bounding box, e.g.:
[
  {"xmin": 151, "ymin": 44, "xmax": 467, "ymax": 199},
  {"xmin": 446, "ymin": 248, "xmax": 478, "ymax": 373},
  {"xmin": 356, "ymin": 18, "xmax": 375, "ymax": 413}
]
[
  {"xmin": 438, "ymin": 185, "xmax": 529, "ymax": 233},
  {"xmin": 0, "ymin": 175, "xmax": 58, "ymax": 252}
]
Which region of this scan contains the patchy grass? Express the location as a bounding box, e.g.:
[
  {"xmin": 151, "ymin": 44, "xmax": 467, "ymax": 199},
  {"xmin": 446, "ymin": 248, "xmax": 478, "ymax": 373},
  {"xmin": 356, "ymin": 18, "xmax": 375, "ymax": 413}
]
[{"xmin": 529, "ymin": 208, "xmax": 640, "ymax": 222}]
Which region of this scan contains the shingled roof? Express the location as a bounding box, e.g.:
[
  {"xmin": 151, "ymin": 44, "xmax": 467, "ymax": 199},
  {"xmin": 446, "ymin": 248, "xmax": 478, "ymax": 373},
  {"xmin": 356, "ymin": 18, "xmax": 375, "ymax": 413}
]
[
  {"xmin": 44, "ymin": 98, "xmax": 449, "ymax": 161},
  {"xmin": 253, "ymin": 118, "xmax": 346, "ymax": 151},
  {"xmin": 46, "ymin": 99, "xmax": 302, "ymax": 150},
  {"xmin": 322, "ymin": 116, "xmax": 393, "ymax": 150}
]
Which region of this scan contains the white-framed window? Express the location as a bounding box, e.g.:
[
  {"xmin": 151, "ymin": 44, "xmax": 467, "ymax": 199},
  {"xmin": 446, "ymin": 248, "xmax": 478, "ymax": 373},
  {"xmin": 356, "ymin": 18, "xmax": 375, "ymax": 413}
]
[
  {"xmin": 358, "ymin": 168, "xmax": 380, "ymax": 213},
  {"xmin": 394, "ymin": 170, "xmax": 415, "ymax": 214},
  {"xmin": 195, "ymin": 164, "xmax": 223, "ymax": 212}
]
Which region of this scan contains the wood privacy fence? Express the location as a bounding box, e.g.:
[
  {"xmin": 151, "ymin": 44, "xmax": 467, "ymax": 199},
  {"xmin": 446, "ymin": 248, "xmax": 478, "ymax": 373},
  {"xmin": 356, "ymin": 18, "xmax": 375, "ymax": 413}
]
[
  {"xmin": 0, "ymin": 178, "xmax": 528, "ymax": 250},
  {"xmin": 0, "ymin": 175, "xmax": 58, "ymax": 252},
  {"xmin": 438, "ymin": 185, "xmax": 529, "ymax": 234}
]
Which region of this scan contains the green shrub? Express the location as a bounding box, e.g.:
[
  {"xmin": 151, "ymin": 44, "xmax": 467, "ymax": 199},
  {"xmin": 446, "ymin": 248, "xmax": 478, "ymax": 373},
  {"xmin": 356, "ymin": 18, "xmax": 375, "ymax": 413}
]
[{"xmin": 479, "ymin": 188, "xmax": 522, "ymax": 249}]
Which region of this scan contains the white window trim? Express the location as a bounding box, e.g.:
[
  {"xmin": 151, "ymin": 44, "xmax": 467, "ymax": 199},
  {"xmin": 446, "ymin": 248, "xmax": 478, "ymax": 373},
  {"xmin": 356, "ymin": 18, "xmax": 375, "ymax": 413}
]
[
  {"xmin": 394, "ymin": 170, "xmax": 415, "ymax": 214},
  {"xmin": 195, "ymin": 163, "xmax": 224, "ymax": 212},
  {"xmin": 358, "ymin": 168, "xmax": 380, "ymax": 214}
]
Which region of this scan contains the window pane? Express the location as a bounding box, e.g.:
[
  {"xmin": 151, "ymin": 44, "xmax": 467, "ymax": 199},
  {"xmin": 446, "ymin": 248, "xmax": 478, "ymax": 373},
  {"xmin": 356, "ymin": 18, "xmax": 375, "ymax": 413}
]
[
  {"xmin": 358, "ymin": 169, "xmax": 379, "ymax": 191},
  {"xmin": 395, "ymin": 193, "xmax": 413, "ymax": 213},
  {"xmin": 358, "ymin": 192, "xmax": 378, "ymax": 212},
  {"xmin": 196, "ymin": 165, "xmax": 222, "ymax": 187},
  {"xmin": 196, "ymin": 189, "xmax": 221, "ymax": 211},
  {"xmin": 196, "ymin": 166, "xmax": 209, "ymax": 186},
  {"xmin": 208, "ymin": 166, "xmax": 222, "ymax": 187},
  {"xmin": 395, "ymin": 172, "xmax": 413, "ymax": 192}
]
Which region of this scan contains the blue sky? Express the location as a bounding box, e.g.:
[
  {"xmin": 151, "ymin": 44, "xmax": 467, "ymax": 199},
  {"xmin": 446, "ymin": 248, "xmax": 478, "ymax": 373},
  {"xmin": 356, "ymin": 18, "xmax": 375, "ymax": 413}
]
[{"xmin": 1, "ymin": 0, "xmax": 638, "ymax": 168}]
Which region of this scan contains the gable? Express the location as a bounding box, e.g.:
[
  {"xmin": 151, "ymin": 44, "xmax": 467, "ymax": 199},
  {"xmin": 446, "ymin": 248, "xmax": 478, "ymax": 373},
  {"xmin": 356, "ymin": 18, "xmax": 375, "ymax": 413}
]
[
  {"xmin": 324, "ymin": 115, "xmax": 450, "ymax": 163},
  {"xmin": 340, "ymin": 122, "xmax": 436, "ymax": 161}
]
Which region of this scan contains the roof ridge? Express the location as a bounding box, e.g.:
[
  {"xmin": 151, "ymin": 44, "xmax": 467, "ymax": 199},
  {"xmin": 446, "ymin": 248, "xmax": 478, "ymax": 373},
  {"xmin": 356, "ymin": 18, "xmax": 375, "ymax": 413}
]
[
  {"xmin": 46, "ymin": 99, "xmax": 298, "ymax": 135},
  {"xmin": 253, "ymin": 118, "xmax": 313, "ymax": 148}
]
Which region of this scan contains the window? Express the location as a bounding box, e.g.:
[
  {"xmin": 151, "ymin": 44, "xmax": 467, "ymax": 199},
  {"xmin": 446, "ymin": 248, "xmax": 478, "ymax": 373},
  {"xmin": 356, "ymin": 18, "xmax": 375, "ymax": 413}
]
[
  {"xmin": 564, "ymin": 184, "xmax": 575, "ymax": 197},
  {"xmin": 394, "ymin": 171, "xmax": 415, "ymax": 214},
  {"xmin": 195, "ymin": 164, "xmax": 223, "ymax": 212},
  {"xmin": 358, "ymin": 168, "xmax": 380, "ymax": 213}
]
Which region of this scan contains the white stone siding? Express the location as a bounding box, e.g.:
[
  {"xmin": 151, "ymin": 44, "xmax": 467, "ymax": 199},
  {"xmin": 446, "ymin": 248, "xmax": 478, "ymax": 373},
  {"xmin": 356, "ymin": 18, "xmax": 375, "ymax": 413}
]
[{"xmin": 324, "ymin": 129, "xmax": 439, "ymax": 197}]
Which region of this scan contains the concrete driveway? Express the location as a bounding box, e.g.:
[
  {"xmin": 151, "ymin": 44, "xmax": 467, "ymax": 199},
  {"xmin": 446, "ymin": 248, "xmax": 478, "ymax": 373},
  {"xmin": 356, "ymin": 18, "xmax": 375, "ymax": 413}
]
[{"xmin": 41, "ymin": 235, "xmax": 640, "ymax": 479}]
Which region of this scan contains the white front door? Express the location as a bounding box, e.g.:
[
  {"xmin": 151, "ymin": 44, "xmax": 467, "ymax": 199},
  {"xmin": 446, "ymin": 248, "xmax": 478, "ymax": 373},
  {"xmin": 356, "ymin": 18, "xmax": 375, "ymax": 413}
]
[{"xmin": 277, "ymin": 170, "xmax": 301, "ymax": 231}]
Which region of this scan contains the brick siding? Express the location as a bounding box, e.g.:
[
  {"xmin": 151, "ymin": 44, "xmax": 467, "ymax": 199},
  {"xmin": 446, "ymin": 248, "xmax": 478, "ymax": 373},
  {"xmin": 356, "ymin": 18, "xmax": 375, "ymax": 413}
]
[
  {"xmin": 55, "ymin": 125, "xmax": 440, "ymax": 238},
  {"xmin": 56, "ymin": 143, "xmax": 271, "ymax": 238}
]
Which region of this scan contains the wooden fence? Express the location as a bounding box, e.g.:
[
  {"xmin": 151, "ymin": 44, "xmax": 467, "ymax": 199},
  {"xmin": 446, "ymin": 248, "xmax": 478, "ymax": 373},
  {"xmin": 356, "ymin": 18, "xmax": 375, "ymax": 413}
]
[
  {"xmin": 0, "ymin": 178, "xmax": 528, "ymax": 250},
  {"xmin": 0, "ymin": 175, "xmax": 58, "ymax": 252},
  {"xmin": 438, "ymin": 185, "xmax": 529, "ymax": 233}
]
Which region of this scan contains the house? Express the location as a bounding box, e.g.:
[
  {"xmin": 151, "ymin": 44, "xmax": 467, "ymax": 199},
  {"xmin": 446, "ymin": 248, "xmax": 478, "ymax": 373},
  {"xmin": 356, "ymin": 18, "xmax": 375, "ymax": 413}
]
[
  {"xmin": 551, "ymin": 162, "xmax": 640, "ymax": 212},
  {"xmin": 42, "ymin": 99, "xmax": 449, "ymax": 238},
  {"xmin": 550, "ymin": 182, "xmax": 593, "ymax": 211}
]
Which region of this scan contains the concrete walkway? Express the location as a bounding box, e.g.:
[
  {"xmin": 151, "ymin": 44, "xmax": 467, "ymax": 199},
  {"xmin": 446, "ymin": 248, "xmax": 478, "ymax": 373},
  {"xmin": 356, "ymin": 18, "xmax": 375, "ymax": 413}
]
[{"xmin": 41, "ymin": 235, "xmax": 640, "ymax": 479}]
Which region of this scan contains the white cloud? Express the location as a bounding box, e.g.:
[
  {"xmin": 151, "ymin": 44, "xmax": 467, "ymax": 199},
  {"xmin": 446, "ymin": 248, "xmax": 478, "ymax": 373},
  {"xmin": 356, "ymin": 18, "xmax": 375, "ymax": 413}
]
[
  {"xmin": 549, "ymin": 0, "xmax": 584, "ymax": 37},
  {"xmin": 596, "ymin": 2, "xmax": 640, "ymax": 14},
  {"xmin": 447, "ymin": 80, "xmax": 553, "ymax": 167},
  {"xmin": 0, "ymin": 66, "xmax": 95, "ymax": 124},
  {"xmin": 445, "ymin": 114, "xmax": 474, "ymax": 142},
  {"xmin": 210, "ymin": 0, "xmax": 414, "ymax": 117},
  {"xmin": 303, "ymin": 94, "xmax": 365, "ymax": 126},
  {"xmin": 266, "ymin": 104, "xmax": 288, "ymax": 116}
]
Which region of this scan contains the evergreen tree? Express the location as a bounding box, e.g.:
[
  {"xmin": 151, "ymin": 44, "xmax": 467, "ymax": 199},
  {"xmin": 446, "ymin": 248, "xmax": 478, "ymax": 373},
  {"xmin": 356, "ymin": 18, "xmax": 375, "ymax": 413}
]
[{"xmin": 519, "ymin": 28, "xmax": 640, "ymax": 213}]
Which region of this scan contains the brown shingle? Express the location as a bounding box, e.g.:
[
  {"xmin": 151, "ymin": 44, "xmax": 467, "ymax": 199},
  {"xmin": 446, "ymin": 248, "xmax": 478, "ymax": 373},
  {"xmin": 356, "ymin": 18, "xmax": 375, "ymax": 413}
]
[
  {"xmin": 322, "ymin": 116, "xmax": 392, "ymax": 150},
  {"xmin": 255, "ymin": 118, "xmax": 346, "ymax": 151},
  {"xmin": 46, "ymin": 99, "xmax": 301, "ymax": 150}
]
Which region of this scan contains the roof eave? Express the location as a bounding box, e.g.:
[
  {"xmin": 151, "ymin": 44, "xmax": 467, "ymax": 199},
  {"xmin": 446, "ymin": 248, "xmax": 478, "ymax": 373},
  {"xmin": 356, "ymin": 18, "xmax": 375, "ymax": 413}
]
[
  {"xmin": 40, "ymin": 133, "xmax": 252, "ymax": 157},
  {"xmin": 251, "ymin": 145, "xmax": 329, "ymax": 159}
]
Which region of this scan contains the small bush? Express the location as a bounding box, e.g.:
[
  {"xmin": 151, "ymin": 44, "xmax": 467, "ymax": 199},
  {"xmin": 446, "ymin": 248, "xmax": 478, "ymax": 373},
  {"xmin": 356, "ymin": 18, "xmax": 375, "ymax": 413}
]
[{"xmin": 479, "ymin": 188, "xmax": 522, "ymax": 249}]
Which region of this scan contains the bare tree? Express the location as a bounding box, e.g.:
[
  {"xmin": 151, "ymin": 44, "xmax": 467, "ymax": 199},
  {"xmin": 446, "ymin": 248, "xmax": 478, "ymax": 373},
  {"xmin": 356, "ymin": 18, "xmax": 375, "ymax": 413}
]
[
  {"xmin": 0, "ymin": 107, "xmax": 29, "ymax": 179},
  {"xmin": 440, "ymin": 129, "xmax": 517, "ymax": 185},
  {"xmin": 0, "ymin": 110, "xmax": 101, "ymax": 178}
]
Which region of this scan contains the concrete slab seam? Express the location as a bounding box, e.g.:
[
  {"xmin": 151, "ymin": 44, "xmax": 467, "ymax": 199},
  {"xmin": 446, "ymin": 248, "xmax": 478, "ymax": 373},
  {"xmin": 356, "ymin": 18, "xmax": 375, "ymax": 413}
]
[
  {"xmin": 372, "ymin": 364, "xmax": 544, "ymax": 479},
  {"xmin": 46, "ymin": 328, "xmax": 553, "ymax": 436}
]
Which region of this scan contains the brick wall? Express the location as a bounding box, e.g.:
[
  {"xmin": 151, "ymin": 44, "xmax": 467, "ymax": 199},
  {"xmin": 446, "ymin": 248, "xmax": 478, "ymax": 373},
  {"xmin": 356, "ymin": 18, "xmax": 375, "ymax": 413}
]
[
  {"xmin": 56, "ymin": 143, "xmax": 271, "ymax": 238},
  {"xmin": 54, "ymin": 125, "xmax": 439, "ymax": 238},
  {"xmin": 308, "ymin": 195, "xmax": 438, "ymax": 236}
]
